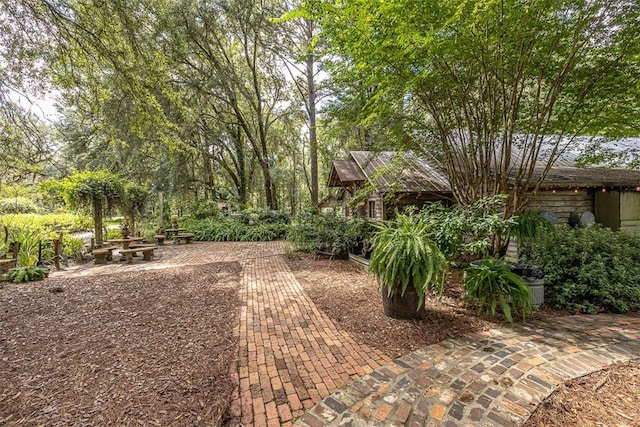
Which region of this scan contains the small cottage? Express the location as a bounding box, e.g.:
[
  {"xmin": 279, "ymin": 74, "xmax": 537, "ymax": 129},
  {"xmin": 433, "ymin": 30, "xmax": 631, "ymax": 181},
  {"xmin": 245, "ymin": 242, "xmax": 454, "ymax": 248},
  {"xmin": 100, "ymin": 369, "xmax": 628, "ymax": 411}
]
[{"xmin": 328, "ymin": 150, "xmax": 640, "ymax": 232}]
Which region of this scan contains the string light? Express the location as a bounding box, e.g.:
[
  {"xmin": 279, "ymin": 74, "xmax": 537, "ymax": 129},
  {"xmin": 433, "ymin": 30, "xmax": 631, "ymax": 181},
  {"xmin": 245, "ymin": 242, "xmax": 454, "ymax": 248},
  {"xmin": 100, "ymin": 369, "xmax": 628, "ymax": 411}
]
[
  {"xmin": 552, "ymin": 189, "xmax": 556, "ymax": 194},
  {"xmin": 602, "ymin": 187, "xmax": 607, "ymax": 193},
  {"xmin": 574, "ymin": 188, "xmax": 579, "ymax": 193}
]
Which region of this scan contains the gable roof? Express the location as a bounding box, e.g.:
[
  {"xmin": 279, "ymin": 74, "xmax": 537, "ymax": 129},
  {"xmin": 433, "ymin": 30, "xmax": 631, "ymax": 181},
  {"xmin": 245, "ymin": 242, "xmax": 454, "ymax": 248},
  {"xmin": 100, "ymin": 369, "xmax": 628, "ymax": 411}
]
[{"xmin": 328, "ymin": 151, "xmax": 451, "ymax": 193}]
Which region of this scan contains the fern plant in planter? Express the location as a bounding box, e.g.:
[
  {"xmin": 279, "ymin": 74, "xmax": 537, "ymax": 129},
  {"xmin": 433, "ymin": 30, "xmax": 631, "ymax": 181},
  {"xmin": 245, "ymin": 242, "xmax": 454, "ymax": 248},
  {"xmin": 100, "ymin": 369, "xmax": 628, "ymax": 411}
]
[
  {"xmin": 369, "ymin": 212, "xmax": 448, "ymax": 319},
  {"xmin": 464, "ymin": 258, "xmax": 533, "ymax": 323}
]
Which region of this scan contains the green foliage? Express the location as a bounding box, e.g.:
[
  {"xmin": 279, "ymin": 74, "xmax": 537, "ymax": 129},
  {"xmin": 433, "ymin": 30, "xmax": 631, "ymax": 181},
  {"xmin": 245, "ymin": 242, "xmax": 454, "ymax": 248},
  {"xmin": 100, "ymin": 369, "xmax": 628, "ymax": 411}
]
[
  {"xmin": 419, "ymin": 196, "xmax": 514, "ymax": 263},
  {"xmin": 286, "ymin": 210, "xmax": 366, "ymax": 257},
  {"xmin": 105, "ymin": 228, "xmax": 124, "ymax": 240},
  {"xmin": 0, "ymin": 214, "xmax": 92, "ymax": 265},
  {"xmin": 369, "ymin": 211, "xmax": 447, "ymax": 309},
  {"xmin": 62, "ymin": 236, "xmax": 86, "ymax": 261},
  {"xmin": 59, "ymin": 170, "xmax": 125, "ymax": 211},
  {"xmin": 508, "ymin": 210, "xmax": 556, "ymax": 258},
  {"xmin": 464, "ymin": 259, "xmax": 533, "ymax": 324},
  {"xmin": 8, "ymin": 266, "xmax": 48, "ymax": 283},
  {"xmin": 346, "ymin": 217, "xmax": 376, "ymax": 256},
  {"xmin": 11, "ymin": 227, "xmax": 42, "ymax": 266},
  {"xmin": 252, "ymin": 209, "xmax": 291, "ymax": 225},
  {"xmin": 530, "ymin": 226, "xmax": 640, "ymax": 314},
  {"xmin": 190, "ymin": 200, "xmax": 221, "ymax": 220},
  {"xmin": 181, "ymin": 216, "xmax": 287, "ymax": 242},
  {"xmin": 0, "ymin": 213, "xmax": 93, "ymax": 233},
  {"xmin": 121, "ymin": 184, "xmax": 149, "ymax": 215},
  {"xmin": 0, "ymin": 197, "xmax": 39, "ymax": 214}
]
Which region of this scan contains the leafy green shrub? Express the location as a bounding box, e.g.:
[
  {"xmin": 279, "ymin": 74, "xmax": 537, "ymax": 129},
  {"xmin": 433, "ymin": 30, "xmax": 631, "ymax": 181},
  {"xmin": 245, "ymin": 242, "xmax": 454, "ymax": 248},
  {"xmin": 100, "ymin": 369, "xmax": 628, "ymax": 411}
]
[
  {"xmin": 419, "ymin": 196, "xmax": 514, "ymax": 264},
  {"xmin": 346, "ymin": 217, "xmax": 376, "ymax": 256},
  {"xmin": 181, "ymin": 217, "xmax": 286, "ymax": 242},
  {"xmin": 369, "ymin": 211, "xmax": 447, "ymax": 309},
  {"xmin": 253, "ymin": 209, "xmax": 291, "ymax": 225},
  {"xmin": 8, "ymin": 266, "xmax": 48, "ymax": 283},
  {"xmin": 105, "ymin": 228, "xmax": 123, "ymax": 240},
  {"xmin": 464, "ymin": 258, "xmax": 533, "ymax": 324},
  {"xmin": 62, "ymin": 236, "xmax": 87, "ymax": 261},
  {"xmin": 530, "ymin": 226, "xmax": 640, "ymax": 313},
  {"xmin": 191, "ymin": 200, "xmax": 221, "ymax": 220},
  {"xmin": 286, "ymin": 210, "xmax": 358, "ymax": 257},
  {"xmin": 0, "ymin": 197, "xmax": 39, "ymax": 214},
  {"xmin": 0, "ymin": 213, "xmax": 93, "ymax": 232},
  {"xmin": 10, "ymin": 226, "xmax": 43, "ymax": 266}
]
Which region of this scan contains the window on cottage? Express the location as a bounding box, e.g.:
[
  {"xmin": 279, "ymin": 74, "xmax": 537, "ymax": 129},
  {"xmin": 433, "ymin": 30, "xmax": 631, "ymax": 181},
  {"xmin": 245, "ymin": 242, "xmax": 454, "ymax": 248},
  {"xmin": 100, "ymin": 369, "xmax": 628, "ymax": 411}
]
[{"xmin": 368, "ymin": 200, "xmax": 376, "ymax": 219}]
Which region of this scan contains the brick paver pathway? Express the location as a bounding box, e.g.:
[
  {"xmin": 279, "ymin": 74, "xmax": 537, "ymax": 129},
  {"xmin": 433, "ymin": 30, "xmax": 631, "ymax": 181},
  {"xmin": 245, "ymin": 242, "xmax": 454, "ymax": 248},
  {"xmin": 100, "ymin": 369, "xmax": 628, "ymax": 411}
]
[
  {"xmin": 230, "ymin": 254, "xmax": 391, "ymax": 426},
  {"xmin": 50, "ymin": 243, "xmax": 640, "ymax": 426},
  {"xmin": 297, "ymin": 314, "xmax": 640, "ymax": 427}
]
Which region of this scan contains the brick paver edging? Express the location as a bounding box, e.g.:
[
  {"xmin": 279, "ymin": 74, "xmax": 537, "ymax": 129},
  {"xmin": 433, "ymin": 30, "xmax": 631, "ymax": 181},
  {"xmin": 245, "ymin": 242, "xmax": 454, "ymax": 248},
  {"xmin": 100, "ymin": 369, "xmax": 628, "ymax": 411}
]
[{"xmin": 296, "ymin": 314, "xmax": 640, "ymax": 427}]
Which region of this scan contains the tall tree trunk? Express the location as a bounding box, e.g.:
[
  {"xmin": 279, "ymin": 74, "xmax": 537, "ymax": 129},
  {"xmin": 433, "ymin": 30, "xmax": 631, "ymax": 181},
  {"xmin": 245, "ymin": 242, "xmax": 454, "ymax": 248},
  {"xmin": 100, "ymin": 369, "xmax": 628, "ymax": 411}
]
[
  {"xmin": 202, "ymin": 152, "xmax": 214, "ymax": 200},
  {"xmin": 235, "ymin": 126, "xmax": 248, "ymax": 205},
  {"xmin": 93, "ymin": 198, "xmax": 103, "ymax": 246},
  {"xmin": 128, "ymin": 209, "xmax": 136, "ymax": 237},
  {"xmin": 306, "ymin": 19, "xmax": 319, "ymax": 206}
]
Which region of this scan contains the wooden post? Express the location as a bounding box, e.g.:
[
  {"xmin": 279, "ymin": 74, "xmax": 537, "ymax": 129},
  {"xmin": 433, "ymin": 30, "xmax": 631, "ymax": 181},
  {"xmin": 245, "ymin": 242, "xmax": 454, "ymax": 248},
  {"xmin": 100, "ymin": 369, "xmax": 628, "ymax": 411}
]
[
  {"xmin": 54, "ymin": 233, "xmax": 62, "ymax": 270},
  {"xmin": 159, "ymin": 191, "xmax": 165, "ymax": 230},
  {"xmin": 9, "ymin": 241, "xmax": 20, "ymax": 259}
]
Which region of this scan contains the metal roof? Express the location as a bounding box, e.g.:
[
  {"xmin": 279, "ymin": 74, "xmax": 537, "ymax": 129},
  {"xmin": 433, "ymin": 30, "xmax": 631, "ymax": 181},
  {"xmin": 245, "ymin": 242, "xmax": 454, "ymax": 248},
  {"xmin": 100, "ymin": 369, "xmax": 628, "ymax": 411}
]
[
  {"xmin": 532, "ymin": 166, "xmax": 640, "ymax": 188},
  {"xmin": 327, "ymin": 160, "xmax": 366, "ymax": 188},
  {"xmin": 329, "ymin": 147, "xmax": 640, "ymax": 193},
  {"xmin": 349, "ymin": 151, "xmax": 451, "ymax": 193}
]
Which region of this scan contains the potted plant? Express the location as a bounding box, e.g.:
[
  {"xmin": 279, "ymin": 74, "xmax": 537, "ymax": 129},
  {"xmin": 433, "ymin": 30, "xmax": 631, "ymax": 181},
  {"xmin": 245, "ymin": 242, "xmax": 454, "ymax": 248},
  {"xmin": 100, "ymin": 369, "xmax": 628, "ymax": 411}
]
[
  {"xmin": 120, "ymin": 221, "xmax": 130, "ymax": 238},
  {"xmin": 369, "ymin": 211, "xmax": 448, "ymax": 319},
  {"xmin": 464, "ymin": 258, "xmax": 533, "ymax": 323}
]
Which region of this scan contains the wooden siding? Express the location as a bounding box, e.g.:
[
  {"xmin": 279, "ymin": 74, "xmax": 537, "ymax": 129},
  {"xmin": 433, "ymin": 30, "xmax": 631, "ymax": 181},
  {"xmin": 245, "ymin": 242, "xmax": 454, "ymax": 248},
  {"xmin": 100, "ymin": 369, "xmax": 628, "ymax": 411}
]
[
  {"xmin": 528, "ymin": 190, "xmax": 594, "ymax": 224},
  {"xmin": 366, "ymin": 193, "xmax": 384, "ymax": 221},
  {"xmin": 595, "ymin": 191, "xmax": 640, "ymax": 233}
]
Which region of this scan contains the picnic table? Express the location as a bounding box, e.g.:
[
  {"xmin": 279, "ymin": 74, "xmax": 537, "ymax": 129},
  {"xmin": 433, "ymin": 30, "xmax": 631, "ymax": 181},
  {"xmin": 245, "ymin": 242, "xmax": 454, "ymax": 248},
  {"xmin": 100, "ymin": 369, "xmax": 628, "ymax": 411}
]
[
  {"xmin": 106, "ymin": 237, "xmax": 144, "ymax": 250},
  {"xmin": 164, "ymin": 228, "xmax": 186, "ymax": 239}
]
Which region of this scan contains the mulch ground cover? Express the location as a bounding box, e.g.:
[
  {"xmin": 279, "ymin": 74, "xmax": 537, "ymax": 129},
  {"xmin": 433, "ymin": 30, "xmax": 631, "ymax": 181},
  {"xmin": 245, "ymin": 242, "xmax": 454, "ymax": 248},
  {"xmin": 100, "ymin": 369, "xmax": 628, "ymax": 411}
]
[
  {"xmin": 524, "ymin": 360, "xmax": 640, "ymax": 427},
  {"xmin": 285, "ymin": 254, "xmax": 563, "ymax": 359},
  {"xmin": 0, "ymin": 262, "xmax": 242, "ymax": 426}
]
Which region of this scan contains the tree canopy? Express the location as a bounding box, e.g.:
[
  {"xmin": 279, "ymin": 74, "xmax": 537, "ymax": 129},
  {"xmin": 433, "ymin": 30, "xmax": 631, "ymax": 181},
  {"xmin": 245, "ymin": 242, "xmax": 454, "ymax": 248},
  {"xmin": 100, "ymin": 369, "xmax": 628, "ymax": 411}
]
[
  {"xmin": 309, "ymin": 0, "xmax": 640, "ymax": 213},
  {"xmin": 1, "ymin": 0, "xmax": 639, "ymax": 216}
]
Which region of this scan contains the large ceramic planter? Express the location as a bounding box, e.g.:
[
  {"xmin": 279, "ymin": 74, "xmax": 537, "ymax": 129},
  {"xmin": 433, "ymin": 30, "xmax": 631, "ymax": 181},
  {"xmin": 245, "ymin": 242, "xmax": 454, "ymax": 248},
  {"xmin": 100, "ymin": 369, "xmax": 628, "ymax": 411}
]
[{"xmin": 381, "ymin": 284, "xmax": 425, "ymax": 320}]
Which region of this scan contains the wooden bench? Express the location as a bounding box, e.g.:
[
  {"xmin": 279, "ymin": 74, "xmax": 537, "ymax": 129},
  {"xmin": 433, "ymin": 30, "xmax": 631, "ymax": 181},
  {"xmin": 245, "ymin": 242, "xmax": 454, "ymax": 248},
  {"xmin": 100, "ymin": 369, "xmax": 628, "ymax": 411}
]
[
  {"xmin": 174, "ymin": 233, "xmax": 195, "ymax": 244},
  {"xmin": 119, "ymin": 246, "xmax": 158, "ymax": 263},
  {"xmin": 92, "ymin": 246, "xmax": 118, "ymax": 264},
  {"xmin": 154, "ymin": 234, "xmax": 167, "ymax": 246}
]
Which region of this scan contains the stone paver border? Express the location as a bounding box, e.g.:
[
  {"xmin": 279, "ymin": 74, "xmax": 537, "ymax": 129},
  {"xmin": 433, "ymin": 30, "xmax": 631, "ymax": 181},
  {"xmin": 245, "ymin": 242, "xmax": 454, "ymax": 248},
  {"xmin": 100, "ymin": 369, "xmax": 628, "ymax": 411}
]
[{"xmin": 296, "ymin": 314, "xmax": 640, "ymax": 426}]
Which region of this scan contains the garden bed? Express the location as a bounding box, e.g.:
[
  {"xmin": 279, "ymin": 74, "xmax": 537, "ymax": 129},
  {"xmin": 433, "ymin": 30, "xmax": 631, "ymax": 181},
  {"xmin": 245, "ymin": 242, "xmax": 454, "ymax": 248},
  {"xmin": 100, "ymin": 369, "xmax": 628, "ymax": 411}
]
[{"xmin": 0, "ymin": 262, "xmax": 242, "ymax": 426}]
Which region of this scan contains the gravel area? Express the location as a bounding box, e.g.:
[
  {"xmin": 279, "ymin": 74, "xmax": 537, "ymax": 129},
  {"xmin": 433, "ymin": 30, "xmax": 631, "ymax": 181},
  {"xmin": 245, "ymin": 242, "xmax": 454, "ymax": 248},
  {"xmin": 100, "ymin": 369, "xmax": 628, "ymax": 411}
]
[{"xmin": 0, "ymin": 262, "xmax": 242, "ymax": 426}]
